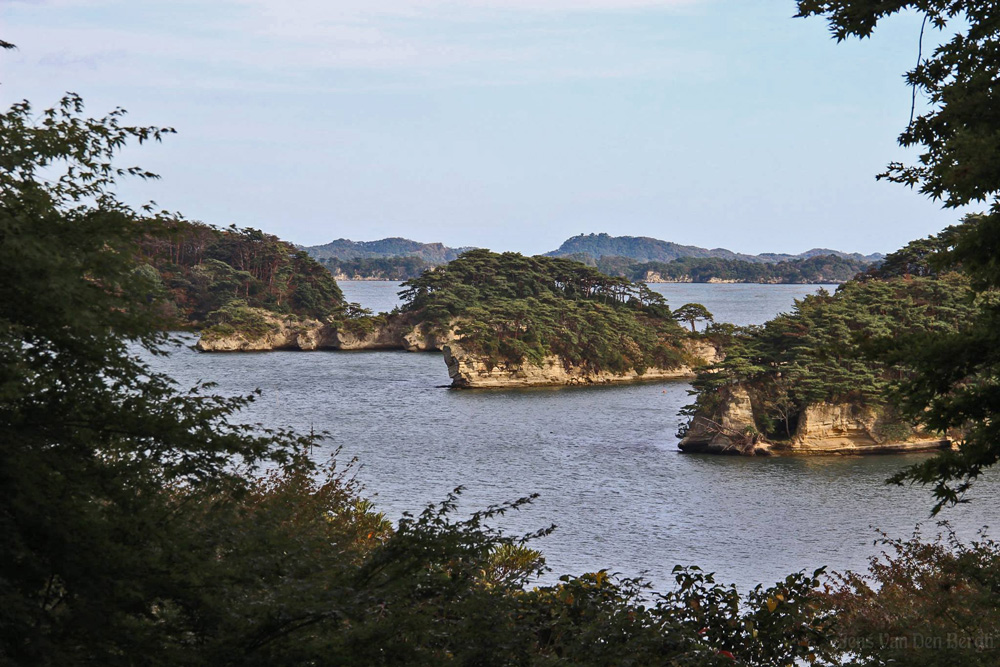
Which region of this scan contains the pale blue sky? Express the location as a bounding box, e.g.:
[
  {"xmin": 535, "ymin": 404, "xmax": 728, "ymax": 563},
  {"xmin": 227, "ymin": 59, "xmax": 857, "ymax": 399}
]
[{"xmin": 1, "ymin": 0, "xmax": 968, "ymax": 255}]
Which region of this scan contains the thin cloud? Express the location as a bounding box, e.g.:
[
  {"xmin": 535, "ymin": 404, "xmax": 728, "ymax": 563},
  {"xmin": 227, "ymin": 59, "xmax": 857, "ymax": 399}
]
[{"xmin": 3, "ymin": 0, "xmax": 714, "ymax": 94}]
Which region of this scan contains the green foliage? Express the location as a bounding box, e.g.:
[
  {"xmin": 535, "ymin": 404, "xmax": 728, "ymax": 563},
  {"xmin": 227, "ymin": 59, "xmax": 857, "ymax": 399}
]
[
  {"xmin": 796, "ymin": 1, "xmax": 1000, "ymax": 510},
  {"xmin": 821, "ymin": 528, "xmax": 1000, "ymax": 666},
  {"xmin": 796, "ymin": 1, "xmax": 1000, "ymax": 207},
  {"xmin": 338, "ymin": 310, "xmax": 388, "ymax": 337},
  {"xmin": 0, "ymin": 94, "xmax": 318, "ymax": 663},
  {"xmin": 200, "ymin": 301, "xmax": 281, "ymax": 341},
  {"xmin": 686, "ymin": 273, "xmax": 976, "ymax": 441},
  {"xmin": 674, "ymin": 303, "xmax": 715, "ymax": 332},
  {"xmin": 400, "ymin": 249, "xmax": 690, "ymax": 373},
  {"xmin": 138, "ymin": 218, "xmax": 345, "ymax": 326},
  {"xmin": 862, "ymin": 224, "xmax": 958, "ymax": 280}
]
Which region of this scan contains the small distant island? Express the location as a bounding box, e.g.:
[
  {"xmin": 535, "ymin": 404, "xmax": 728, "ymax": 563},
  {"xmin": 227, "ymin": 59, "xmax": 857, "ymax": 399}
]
[
  {"xmin": 304, "ymin": 237, "xmax": 474, "ymax": 280},
  {"xmin": 301, "ymin": 232, "xmax": 881, "ymax": 283},
  {"xmin": 544, "ymin": 232, "xmax": 884, "ymax": 264}
]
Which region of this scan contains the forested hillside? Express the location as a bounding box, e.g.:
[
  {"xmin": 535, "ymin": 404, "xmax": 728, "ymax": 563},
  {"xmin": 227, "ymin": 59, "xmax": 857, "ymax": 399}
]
[
  {"xmin": 137, "ymin": 218, "xmax": 345, "ymax": 327},
  {"xmin": 304, "ymin": 237, "xmax": 473, "ymax": 262},
  {"xmin": 547, "ymin": 232, "xmax": 882, "ymax": 265},
  {"xmin": 586, "ymin": 253, "xmax": 870, "ymax": 283}
]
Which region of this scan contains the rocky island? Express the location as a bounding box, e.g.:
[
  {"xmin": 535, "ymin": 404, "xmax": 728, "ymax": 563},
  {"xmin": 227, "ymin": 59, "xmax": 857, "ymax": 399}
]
[
  {"xmin": 196, "ymin": 248, "xmax": 722, "ymax": 388},
  {"xmin": 677, "ymin": 238, "xmax": 974, "ymax": 455},
  {"xmin": 387, "ymin": 249, "xmax": 721, "ymax": 388},
  {"xmin": 195, "ymin": 309, "xmax": 457, "ymax": 352}
]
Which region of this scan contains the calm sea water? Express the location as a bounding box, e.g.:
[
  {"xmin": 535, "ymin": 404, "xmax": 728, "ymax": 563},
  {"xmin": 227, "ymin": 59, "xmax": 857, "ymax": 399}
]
[{"xmin": 149, "ymin": 282, "xmax": 999, "ymax": 593}]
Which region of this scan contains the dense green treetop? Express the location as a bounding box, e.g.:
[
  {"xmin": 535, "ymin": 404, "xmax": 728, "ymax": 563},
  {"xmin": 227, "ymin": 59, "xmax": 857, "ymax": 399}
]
[
  {"xmin": 859, "ymin": 225, "xmax": 955, "ymax": 280},
  {"xmin": 673, "ymin": 303, "xmax": 714, "ymax": 333},
  {"xmin": 399, "ymin": 249, "xmax": 695, "ymax": 373},
  {"xmin": 400, "ymin": 248, "xmax": 639, "ymax": 312}
]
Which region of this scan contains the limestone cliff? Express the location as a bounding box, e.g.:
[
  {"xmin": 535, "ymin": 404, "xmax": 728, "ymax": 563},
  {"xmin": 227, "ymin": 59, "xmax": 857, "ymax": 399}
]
[
  {"xmin": 442, "ymin": 338, "xmax": 720, "ymax": 389},
  {"xmin": 678, "ymin": 385, "xmax": 948, "ymax": 456},
  {"xmin": 196, "ymin": 311, "xmax": 457, "ymax": 353},
  {"xmin": 677, "ymin": 386, "xmax": 764, "ymax": 455},
  {"xmin": 195, "ymin": 313, "xmax": 327, "ymax": 352}
]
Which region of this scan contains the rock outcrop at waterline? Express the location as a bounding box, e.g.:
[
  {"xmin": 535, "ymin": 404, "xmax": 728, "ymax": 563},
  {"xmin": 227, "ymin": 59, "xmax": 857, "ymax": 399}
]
[
  {"xmin": 195, "ymin": 310, "xmax": 457, "ymax": 353},
  {"xmin": 442, "ymin": 339, "xmax": 721, "ymax": 389},
  {"xmin": 196, "ymin": 309, "xmax": 727, "ymax": 390},
  {"xmin": 678, "ymin": 385, "xmax": 949, "ymax": 456}
]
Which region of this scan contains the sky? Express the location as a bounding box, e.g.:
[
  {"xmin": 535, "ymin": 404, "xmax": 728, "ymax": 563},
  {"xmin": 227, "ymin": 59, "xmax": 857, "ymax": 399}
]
[{"xmin": 0, "ymin": 0, "xmax": 973, "ymax": 255}]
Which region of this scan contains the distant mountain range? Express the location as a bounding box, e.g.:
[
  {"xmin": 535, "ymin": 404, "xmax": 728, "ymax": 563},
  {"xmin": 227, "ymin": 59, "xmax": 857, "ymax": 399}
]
[
  {"xmin": 303, "ymin": 233, "xmax": 883, "ymax": 266},
  {"xmin": 545, "ymin": 233, "xmax": 884, "ymax": 264},
  {"xmin": 302, "ymin": 237, "xmax": 475, "ymax": 263}
]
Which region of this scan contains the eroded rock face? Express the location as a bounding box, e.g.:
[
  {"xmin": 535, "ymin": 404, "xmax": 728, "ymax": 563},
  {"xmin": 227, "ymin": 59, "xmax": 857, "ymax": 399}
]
[
  {"xmin": 402, "ymin": 322, "xmax": 459, "ymax": 352},
  {"xmin": 677, "ymin": 385, "xmax": 768, "ymax": 455},
  {"xmin": 196, "ymin": 312, "xmax": 458, "ymax": 353},
  {"xmin": 330, "ymin": 318, "xmax": 409, "ymax": 350},
  {"xmin": 678, "ymin": 385, "xmax": 949, "ymax": 456},
  {"xmin": 195, "ymin": 315, "xmax": 329, "ymax": 352},
  {"xmin": 684, "ymin": 339, "xmax": 723, "ymax": 367},
  {"xmin": 789, "ymin": 403, "xmax": 946, "ymax": 453},
  {"xmin": 442, "ymin": 338, "xmax": 720, "ymax": 389}
]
